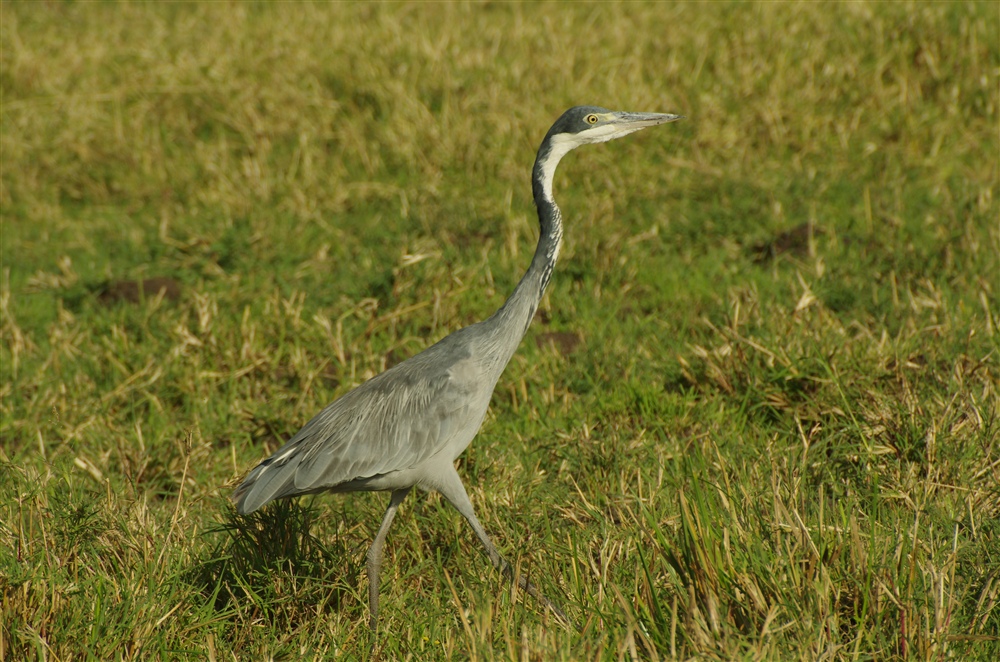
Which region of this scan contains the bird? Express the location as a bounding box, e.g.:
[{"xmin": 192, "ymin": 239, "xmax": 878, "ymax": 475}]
[{"xmin": 232, "ymin": 106, "xmax": 683, "ymax": 628}]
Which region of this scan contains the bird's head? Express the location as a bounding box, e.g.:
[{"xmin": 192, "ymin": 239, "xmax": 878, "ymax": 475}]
[
  {"xmin": 545, "ymin": 106, "xmax": 684, "ymax": 147},
  {"xmin": 533, "ymin": 106, "xmax": 683, "ymax": 204}
]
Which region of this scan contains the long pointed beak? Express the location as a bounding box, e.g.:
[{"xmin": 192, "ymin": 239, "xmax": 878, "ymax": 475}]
[{"xmin": 611, "ymin": 111, "xmax": 685, "ymax": 128}]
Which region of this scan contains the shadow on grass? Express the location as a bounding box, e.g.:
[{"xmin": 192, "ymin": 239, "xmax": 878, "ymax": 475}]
[{"xmin": 187, "ymin": 499, "xmax": 357, "ymax": 629}]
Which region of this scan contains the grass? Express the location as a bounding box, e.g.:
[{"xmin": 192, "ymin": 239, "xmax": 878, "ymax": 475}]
[{"xmin": 1, "ymin": 1, "xmax": 998, "ymax": 659}]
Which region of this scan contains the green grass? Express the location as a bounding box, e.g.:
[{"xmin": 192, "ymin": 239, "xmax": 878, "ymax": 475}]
[{"xmin": 2, "ymin": 1, "xmax": 998, "ymax": 660}]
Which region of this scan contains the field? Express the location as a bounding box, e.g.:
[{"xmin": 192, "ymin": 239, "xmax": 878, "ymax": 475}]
[{"xmin": 1, "ymin": 2, "xmax": 998, "ymax": 660}]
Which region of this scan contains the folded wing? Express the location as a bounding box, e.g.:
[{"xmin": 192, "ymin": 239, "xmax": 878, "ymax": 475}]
[{"xmin": 233, "ymin": 346, "xmax": 482, "ymax": 514}]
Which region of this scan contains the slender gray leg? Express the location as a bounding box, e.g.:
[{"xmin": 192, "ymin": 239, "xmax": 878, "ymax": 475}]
[
  {"xmin": 434, "ymin": 466, "xmax": 573, "ymax": 627},
  {"xmin": 367, "ymin": 487, "xmax": 411, "ymax": 629}
]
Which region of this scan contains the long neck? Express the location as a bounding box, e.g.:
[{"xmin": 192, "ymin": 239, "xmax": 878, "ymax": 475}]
[{"xmin": 487, "ymin": 135, "xmax": 573, "ymax": 343}]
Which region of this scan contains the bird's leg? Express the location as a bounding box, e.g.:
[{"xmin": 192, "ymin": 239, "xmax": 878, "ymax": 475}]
[
  {"xmin": 367, "ymin": 487, "xmax": 411, "ymax": 629},
  {"xmin": 435, "ymin": 467, "xmax": 575, "ymax": 628}
]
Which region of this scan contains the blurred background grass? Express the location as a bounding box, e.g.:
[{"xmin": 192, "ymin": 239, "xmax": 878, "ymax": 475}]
[{"xmin": 1, "ymin": 1, "xmax": 997, "ymax": 660}]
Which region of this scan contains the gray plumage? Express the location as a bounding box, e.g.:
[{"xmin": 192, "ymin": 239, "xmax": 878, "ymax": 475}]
[{"xmin": 232, "ymin": 106, "xmax": 683, "ymax": 627}]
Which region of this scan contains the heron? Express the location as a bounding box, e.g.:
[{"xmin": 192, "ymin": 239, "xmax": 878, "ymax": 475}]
[{"xmin": 232, "ymin": 106, "xmax": 683, "ymax": 627}]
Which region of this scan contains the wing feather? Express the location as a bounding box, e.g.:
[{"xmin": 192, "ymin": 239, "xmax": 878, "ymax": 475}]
[{"xmin": 233, "ymin": 340, "xmax": 484, "ymax": 514}]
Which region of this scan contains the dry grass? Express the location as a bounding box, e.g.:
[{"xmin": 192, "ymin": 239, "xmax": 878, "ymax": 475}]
[{"xmin": 2, "ymin": 2, "xmax": 998, "ymax": 660}]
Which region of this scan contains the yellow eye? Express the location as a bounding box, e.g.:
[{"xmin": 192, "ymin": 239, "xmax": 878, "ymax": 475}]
[{"xmin": 585, "ymin": 114, "xmax": 599, "ymax": 125}]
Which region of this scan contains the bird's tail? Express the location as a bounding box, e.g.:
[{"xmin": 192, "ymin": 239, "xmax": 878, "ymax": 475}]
[{"xmin": 232, "ymin": 456, "xmax": 298, "ymax": 515}]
